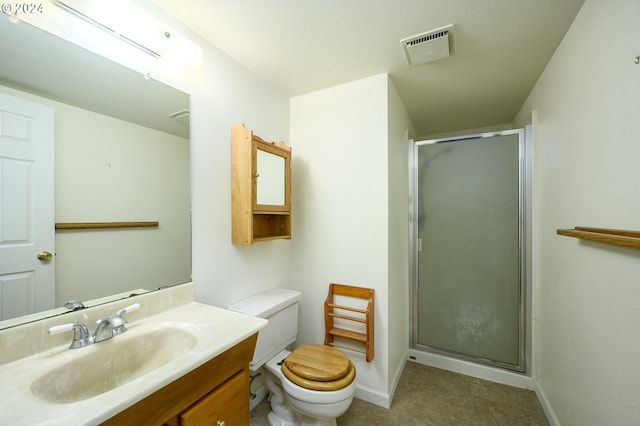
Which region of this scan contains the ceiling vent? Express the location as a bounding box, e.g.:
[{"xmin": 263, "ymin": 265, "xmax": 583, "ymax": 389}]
[{"xmin": 401, "ymin": 24, "xmax": 455, "ymax": 66}]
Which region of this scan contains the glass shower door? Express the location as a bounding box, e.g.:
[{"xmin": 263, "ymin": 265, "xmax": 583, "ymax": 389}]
[{"xmin": 413, "ymin": 130, "xmax": 525, "ymax": 371}]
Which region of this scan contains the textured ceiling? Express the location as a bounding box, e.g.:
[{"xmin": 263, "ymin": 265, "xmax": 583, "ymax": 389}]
[{"xmin": 151, "ymin": 0, "xmax": 585, "ymax": 136}]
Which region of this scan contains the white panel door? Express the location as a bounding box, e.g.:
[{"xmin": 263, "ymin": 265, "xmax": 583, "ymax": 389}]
[{"xmin": 0, "ymin": 92, "xmax": 55, "ymax": 320}]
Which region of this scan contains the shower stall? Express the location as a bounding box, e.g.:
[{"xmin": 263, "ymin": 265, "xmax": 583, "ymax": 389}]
[{"xmin": 409, "ymin": 129, "xmax": 529, "ymax": 373}]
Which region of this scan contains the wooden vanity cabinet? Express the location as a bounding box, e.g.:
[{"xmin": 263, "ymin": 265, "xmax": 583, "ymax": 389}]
[
  {"xmin": 101, "ymin": 334, "xmax": 257, "ymax": 426},
  {"xmin": 179, "ymin": 369, "xmax": 247, "ymax": 425},
  {"xmin": 232, "ymin": 123, "xmax": 292, "ymax": 244}
]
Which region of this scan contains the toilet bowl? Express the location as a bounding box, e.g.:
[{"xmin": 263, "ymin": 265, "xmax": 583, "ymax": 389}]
[
  {"xmin": 227, "ymin": 289, "xmax": 357, "ymax": 426},
  {"xmin": 265, "ymin": 345, "xmax": 356, "ymax": 426}
]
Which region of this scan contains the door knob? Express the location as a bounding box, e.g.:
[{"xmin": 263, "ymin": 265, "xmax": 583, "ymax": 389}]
[{"xmin": 37, "ymin": 251, "xmax": 53, "ymax": 261}]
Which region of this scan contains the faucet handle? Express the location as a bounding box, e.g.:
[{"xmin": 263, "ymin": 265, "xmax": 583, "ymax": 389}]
[
  {"xmin": 112, "ymin": 303, "xmax": 140, "ymax": 336},
  {"xmin": 115, "ymin": 303, "xmax": 140, "ymax": 317},
  {"xmin": 63, "ymin": 300, "xmax": 85, "ymax": 311},
  {"xmin": 48, "ymin": 322, "xmax": 94, "ymax": 349},
  {"xmin": 93, "ymin": 303, "xmax": 141, "ymax": 341}
]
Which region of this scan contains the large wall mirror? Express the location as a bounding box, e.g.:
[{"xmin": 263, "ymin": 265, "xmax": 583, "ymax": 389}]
[{"xmin": 0, "ymin": 17, "xmax": 191, "ymax": 329}]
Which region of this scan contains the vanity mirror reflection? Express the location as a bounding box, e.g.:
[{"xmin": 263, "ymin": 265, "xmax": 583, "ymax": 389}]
[{"xmin": 0, "ymin": 17, "xmax": 191, "ymax": 329}]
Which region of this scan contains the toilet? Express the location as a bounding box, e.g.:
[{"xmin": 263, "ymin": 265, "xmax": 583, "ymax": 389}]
[{"xmin": 228, "ymin": 289, "xmax": 356, "ymax": 426}]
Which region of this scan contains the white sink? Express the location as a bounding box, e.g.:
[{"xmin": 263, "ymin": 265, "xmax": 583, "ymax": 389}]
[
  {"xmin": 31, "ymin": 326, "xmax": 197, "ymax": 403},
  {"xmin": 0, "ymin": 300, "xmax": 267, "ymax": 425}
]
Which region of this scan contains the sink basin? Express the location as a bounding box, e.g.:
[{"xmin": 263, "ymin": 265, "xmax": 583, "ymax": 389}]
[{"xmin": 31, "ymin": 326, "xmax": 197, "ymax": 403}]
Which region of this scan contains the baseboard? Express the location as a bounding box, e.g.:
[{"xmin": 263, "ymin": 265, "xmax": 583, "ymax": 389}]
[
  {"xmin": 408, "ymin": 349, "xmax": 534, "ymax": 389},
  {"xmin": 353, "ymin": 351, "xmax": 408, "ymax": 409},
  {"xmin": 354, "ymin": 383, "xmax": 391, "ymax": 409},
  {"xmin": 388, "ymin": 352, "xmax": 408, "ymax": 406},
  {"xmin": 533, "ymin": 381, "xmax": 560, "ymax": 426}
]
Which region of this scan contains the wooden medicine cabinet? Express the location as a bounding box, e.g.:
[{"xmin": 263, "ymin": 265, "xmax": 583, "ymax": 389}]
[{"xmin": 232, "ymin": 124, "xmax": 291, "ymax": 244}]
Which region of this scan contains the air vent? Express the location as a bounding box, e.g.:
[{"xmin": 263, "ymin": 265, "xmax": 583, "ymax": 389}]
[{"xmin": 401, "ymin": 24, "xmax": 455, "ymax": 66}]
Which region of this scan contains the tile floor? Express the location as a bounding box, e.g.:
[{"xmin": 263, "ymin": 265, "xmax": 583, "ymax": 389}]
[{"xmin": 250, "ymin": 361, "xmax": 549, "ymax": 426}]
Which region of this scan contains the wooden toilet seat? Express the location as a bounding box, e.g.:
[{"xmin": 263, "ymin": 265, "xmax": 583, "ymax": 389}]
[{"xmin": 282, "ymin": 344, "xmax": 356, "ymax": 391}]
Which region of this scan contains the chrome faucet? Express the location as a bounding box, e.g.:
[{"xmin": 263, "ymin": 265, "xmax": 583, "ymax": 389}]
[
  {"xmin": 48, "ymin": 303, "xmax": 140, "ymax": 348},
  {"xmin": 94, "ymin": 303, "xmax": 140, "ymax": 343},
  {"xmin": 48, "ymin": 322, "xmax": 94, "ymax": 349}
]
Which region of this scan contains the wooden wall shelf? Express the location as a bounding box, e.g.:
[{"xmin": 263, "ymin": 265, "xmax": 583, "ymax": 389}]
[
  {"xmin": 55, "ymin": 221, "xmax": 159, "ymax": 230},
  {"xmin": 556, "ymin": 226, "xmax": 640, "ymax": 249},
  {"xmin": 324, "ymin": 283, "xmax": 374, "ymax": 362}
]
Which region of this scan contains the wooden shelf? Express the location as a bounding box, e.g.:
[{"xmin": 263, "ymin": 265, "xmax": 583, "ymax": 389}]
[
  {"xmin": 556, "ymin": 226, "xmax": 640, "ymax": 249},
  {"xmin": 328, "ymin": 327, "xmax": 368, "ymax": 343},
  {"xmin": 55, "ymin": 221, "xmax": 158, "ymax": 230},
  {"xmin": 324, "ymin": 283, "xmax": 374, "ymax": 362},
  {"xmin": 252, "ymin": 214, "xmax": 291, "ymax": 241}
]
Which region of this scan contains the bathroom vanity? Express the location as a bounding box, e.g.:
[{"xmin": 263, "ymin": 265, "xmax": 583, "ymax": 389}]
[
  {"xmin": 104, "ymin": 333, "xmax": 256, "ymax": 425},
  {"xmin": 0, "ymin": 283, "xmax": 267, "ymax": 425}
]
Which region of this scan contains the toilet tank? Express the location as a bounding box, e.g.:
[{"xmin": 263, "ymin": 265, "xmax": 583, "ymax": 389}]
[{"xmin": 228, "ymin": 289, "xmax": 301, "ymax": 371}]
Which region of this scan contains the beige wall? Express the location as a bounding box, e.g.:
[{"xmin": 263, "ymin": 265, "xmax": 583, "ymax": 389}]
[
  {"xmin": 54, "ymin": 102, "xmax": 190, "ymax": 304},
  {"xmin": 515, "ymin": 1, "xmax": 640, "ymax": 424}
]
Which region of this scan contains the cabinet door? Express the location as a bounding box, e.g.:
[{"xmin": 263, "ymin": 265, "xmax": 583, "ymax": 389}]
[{"xmin": 179, "ymin": 370, "xmax": 248, "ymax": 426}]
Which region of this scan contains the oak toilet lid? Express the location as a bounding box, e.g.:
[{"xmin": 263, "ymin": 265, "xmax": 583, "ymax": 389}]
[{"xmin": 282, "ymin": 344, "xmax": 355, "ymax": 391}]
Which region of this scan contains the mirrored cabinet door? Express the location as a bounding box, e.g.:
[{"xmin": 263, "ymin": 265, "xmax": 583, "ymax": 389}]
[
  {"xmin": 256, "ymin": 148, "xmax": 286, "ymax": 206},
  {"xmin": 253, "ymin": 142, "xmax": 290, "ymax": 212}
]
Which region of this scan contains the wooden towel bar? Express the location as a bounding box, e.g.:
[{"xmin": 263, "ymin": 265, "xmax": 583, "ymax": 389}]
[{"xmin": 557, "ymin": 226, "xmax": 640, "ymax": 249}]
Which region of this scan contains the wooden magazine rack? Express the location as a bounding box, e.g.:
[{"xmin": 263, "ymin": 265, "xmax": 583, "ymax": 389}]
[{"xmin": 323, "ymin": 283, "xmax": 374, "ymax": 362}]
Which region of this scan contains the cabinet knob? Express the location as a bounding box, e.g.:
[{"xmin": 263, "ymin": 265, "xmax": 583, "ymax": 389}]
[{"xmin": 216, "ymin": 421, "xmax": 226, "ymax": 426}]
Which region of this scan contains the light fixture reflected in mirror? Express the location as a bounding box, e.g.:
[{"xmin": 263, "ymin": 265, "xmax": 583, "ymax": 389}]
[
  {"xmin": 7, "ymin": 13, "xmax": 20, "ymax": 24},
  {"xmin": 51, "ymin": 0, "xmax": 202, "ymax": 71}
]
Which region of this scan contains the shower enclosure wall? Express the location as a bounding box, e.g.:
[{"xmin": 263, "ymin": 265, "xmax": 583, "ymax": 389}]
[{"xmin": 410, "ymin": 129, "xmax": 529, "ymax": 373}]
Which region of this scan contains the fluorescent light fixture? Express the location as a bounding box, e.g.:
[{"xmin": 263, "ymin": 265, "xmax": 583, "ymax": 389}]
[{"xmin": 52, "ymin": 0, "xmax": 202, "ymax": 69}]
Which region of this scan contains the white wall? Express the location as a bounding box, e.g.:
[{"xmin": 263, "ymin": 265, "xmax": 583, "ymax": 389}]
[
  {"xmin": 514, "ymin": 1, "xmax": 640, "ymax": 424},
  {"xmin": 124, "ymin": 2, "xmax": 293, "ymax": 309},
  {"xmin": 21, "ymin": 1, "xmax": 291, "ymax": 310},
  {"xmin": 289, "ymin": 74, "xmax": 414, "ymax": 407},
  {"xmin": 387, "ymin": 80, "xmax": 415, "ymax": 399}
]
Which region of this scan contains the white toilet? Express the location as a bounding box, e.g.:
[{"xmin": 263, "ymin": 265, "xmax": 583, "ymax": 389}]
[{"xmin": 228, "ymin": 289, "xmax": 356, "ymax": 426}]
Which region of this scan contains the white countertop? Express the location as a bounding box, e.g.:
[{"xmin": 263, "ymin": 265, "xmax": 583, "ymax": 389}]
[{"xmin": 0, "ymin": 301, "xmax": 267, "ymax": 425}]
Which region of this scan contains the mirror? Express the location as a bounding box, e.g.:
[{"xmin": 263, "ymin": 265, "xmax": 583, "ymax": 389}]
[
  {"xmin": 0, "ymin": 18, "xmax": 191, "ymax": 329},
  {"xmin": 256, "ymin": 149, "xmax": 286, "ymax": 205},
  {"xmin": 252, "ymin": 140, "xmax": 291, "ymax": 214}
]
